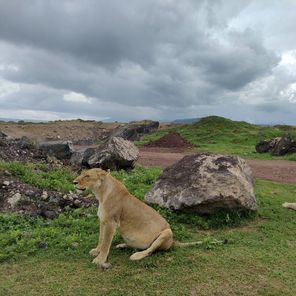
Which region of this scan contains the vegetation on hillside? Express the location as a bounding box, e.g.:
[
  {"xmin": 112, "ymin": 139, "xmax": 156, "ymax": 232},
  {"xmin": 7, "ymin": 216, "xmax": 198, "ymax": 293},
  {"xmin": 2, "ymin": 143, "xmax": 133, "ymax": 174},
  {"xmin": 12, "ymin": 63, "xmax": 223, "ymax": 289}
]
[
  {"xmin": 137, "ymin": 116, "xmax": 296, "ymax": 160},
  {"xmin": 0, "ymin": 161, "xmax": 75, "ymax": 192}
]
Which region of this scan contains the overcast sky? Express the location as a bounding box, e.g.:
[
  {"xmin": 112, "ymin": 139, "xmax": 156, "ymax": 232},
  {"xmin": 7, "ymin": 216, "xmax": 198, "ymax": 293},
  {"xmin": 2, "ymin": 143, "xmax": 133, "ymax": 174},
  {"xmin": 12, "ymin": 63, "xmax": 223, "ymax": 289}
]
[{"xmin": 0, "ymin": 0, "xmax": 296, "ymax": 124}]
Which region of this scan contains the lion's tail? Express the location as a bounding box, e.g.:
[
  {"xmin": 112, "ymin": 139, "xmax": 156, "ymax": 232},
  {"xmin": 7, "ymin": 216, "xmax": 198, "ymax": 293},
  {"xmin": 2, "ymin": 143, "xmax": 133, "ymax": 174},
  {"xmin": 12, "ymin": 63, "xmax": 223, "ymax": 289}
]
[
  {"xmin": 173, "ymin": 239, "xmax": 224, "ymax": 248},
  {"xmin": 282, "ymin": 202, "xmax": 296, "ymax": 211}
]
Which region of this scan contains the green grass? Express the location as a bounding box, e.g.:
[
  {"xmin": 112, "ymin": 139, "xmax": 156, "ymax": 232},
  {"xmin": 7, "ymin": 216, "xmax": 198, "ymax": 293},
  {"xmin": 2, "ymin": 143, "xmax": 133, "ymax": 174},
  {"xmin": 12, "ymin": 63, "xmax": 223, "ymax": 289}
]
[
  {"xmin": 0, "ymin": 161, "xmax": 75, "ymax": 192},
  {"xmin": 1, "ymin": 167, "xmax": 296, "ymax": 295},
  {"xmin": 137, "ymin": 116, "xmax": 296, "ymax": 160}
]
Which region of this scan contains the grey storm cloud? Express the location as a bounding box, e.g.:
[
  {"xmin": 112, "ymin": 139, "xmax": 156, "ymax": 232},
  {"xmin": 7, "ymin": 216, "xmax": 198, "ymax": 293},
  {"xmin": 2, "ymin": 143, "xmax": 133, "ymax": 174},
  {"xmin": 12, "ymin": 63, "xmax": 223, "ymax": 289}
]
[{"xmin": 0, "ymin": 0, "xmax": 295, "ymax": 123}]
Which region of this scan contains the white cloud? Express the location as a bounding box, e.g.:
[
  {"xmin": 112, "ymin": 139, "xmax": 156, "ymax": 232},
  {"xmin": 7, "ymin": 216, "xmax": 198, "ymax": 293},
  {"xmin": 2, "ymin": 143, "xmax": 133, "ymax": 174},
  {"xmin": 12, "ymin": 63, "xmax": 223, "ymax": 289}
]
[
  {"xmin": 0, "ymin": 108, "xmax": 108, "ymax": 121},
  {"xmin": 0, "ymin": 78, "xmax": 20, "ymax": 99},
  {"xmin": 63, "ymin": 92, "xmax": 92, "ymax": 104}
]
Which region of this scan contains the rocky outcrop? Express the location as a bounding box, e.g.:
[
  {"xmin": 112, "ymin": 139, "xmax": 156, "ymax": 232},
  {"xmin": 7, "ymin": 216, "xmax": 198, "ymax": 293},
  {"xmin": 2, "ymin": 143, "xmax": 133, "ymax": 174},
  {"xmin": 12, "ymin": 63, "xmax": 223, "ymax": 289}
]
[
  {"xmin": 255, "ymin": 137, "xmax": 281, "ymax": 153},
  {"xmin": 111, "ymin": 120, "xmax": 159, "ymax": 141},
  {"xmin": 145, "ymin": 153, "xmax": 256, "ymax": 214},
  {"xmin": 0, "ymin": 131, "xmax": 7, "ymax": 139},
  {"xmin": 0, "ymin": 171, "xmax": 97, "ymax": 218},
  {"xmin": 73, "ymin": 137, "xmax": 139, "ymax": 170},
  {"xmin": 0, "ymin": 137, "xmax": 45, "ymax": 162},
  {"xmin": 272, "ymin": 136, "xmax": 296, "ymax": 156},
  {"xmin": 256, "ymin": 136, "xmax": 296, "ymax": 156},
  {"xmin": 38, "ymin": 141, "xmax": 74, "ymax": 160}
]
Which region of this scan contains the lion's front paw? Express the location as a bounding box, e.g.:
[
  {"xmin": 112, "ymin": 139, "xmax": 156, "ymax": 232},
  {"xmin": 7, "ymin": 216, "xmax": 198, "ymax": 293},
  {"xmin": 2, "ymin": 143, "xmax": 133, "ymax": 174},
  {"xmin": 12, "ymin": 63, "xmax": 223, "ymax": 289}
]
[
  {"xmin": 89, "ymin": 248, "xmax": 100, "ymax": 257},
  {"xmin": 92, "ymin": 257, "xmax": 111, "ymax": 270}
]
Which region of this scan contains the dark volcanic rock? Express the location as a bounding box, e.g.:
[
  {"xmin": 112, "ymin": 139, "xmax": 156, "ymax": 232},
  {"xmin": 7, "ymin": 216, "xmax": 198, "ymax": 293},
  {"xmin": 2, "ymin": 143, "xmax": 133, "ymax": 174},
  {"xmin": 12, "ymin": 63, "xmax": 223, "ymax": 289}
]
[
  {"xmin": 256, "ymin": 136, "xmax": 296, "ymax": 156},
  {"xmin": 256, "ymin": 140, "xmax": 272, "ymax": 153},
  {"xmin": 112, "ymin": 120, "xmax": 159, "ymax": 141},
  {"xmin": 0, "ymin": 131, "xmax": 8, "ymax": 139},
  {"xmin": 19, "ymin": 136, "xmax": 35, "ymax": 150},
  {"xmin": 39, "ymin": 141, "xmax": 74, "ymax": 160},
  {"xmin": 145, "ymin": 153, "xmax": 256, "ymax": 214},
  {"xmin": 272, "ymin": 136, "xmax": 296, "ymax": 156}
]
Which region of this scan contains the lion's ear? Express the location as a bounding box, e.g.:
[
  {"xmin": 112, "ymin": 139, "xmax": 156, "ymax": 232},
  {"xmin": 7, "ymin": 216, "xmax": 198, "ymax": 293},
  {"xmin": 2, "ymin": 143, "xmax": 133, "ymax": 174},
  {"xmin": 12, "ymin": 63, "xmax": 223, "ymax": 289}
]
[{"xmin": 96, "ymin": 170, "xmax": 108, "ymax": 180}]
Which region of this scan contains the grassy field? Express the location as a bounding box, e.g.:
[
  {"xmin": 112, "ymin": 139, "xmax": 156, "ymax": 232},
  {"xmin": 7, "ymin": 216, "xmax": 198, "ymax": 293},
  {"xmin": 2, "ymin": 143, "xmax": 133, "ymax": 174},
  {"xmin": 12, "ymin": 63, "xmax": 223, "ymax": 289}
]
[
  {"xmin": 136, "ymin": 116, "xmax": 296, "ymax": 161},
  {"xmin": 1, "ymin": 165, "xmax": 296, "ymax": 296}
]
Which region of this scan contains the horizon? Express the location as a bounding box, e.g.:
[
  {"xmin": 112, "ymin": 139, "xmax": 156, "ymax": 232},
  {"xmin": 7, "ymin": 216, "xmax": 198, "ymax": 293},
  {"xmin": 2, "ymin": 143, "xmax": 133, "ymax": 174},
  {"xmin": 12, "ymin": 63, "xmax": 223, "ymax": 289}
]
[
  {"xmin": 0, "ymin": 1, "xmax": 296, "ymax": 124},
  {"xmin": 0, "ymin": 115, "xmax": 294, "ymax": 127}
]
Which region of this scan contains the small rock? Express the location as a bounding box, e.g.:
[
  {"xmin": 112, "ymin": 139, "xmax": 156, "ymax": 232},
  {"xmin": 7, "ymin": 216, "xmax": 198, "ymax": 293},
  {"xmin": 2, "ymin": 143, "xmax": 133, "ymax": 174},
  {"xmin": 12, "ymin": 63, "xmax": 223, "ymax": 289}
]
[
  {"xmin": 72, "ymin": 242, "xmax": 79, "ymax": 248},
  {"xmin": 3, "ymin": 180, "xmax": 10, "ymax": 186},
  {"xmin": 42, "ymin": 210, "xmax": 58, "ymax": 219},
  {"xmin": 25, "ymin": 190, "xmax": 35, "ymax": 197},
  {"xmin": 8, "ymin": 192, "xmax": 22, "ymax": 208},
  {"xmin": 41, "ymin": 191, "xmax": 48, "ymax": 200},
  {"xmin": 38, "ymin": 241, "xmax": 48, "ymax": 249},
  {"xmin": 4, "ymin": 170, "xmax": 12, "ymax": 176},
  {"xmin": 74, "ymin": 199, "xmax": 82, "ymax": 206}
]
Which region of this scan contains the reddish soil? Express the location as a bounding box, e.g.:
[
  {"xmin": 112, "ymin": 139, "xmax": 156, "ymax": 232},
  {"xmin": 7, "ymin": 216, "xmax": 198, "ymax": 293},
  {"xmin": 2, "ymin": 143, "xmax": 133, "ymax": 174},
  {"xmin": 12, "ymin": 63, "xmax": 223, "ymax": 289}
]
[
  {"xmin": 145, "ymin": 132, "xmax": 193, "ymax": 151},
  {"xmin": 138, "ymin": 148, "xmax": 296, "ymax": 185}
]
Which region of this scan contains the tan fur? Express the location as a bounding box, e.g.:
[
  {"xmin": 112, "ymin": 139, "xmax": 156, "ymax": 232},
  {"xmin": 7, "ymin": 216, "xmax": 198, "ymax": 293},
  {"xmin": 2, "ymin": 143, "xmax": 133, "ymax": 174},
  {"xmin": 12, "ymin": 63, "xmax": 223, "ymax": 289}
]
[
  {"xmin": 74, "ymin": 168, "xmax": 175, "ymax": 269},
  {"xmin": 282, "ymin": 202, "xmax": 296, "ymax": 211}
]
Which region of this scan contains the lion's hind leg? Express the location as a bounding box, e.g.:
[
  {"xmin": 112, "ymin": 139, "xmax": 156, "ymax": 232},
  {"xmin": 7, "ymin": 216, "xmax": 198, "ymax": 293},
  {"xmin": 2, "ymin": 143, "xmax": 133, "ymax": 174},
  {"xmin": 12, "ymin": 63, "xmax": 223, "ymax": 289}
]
[{"xmin": 129, "ymin": 228, "xmax": 173, "ymax": 261}]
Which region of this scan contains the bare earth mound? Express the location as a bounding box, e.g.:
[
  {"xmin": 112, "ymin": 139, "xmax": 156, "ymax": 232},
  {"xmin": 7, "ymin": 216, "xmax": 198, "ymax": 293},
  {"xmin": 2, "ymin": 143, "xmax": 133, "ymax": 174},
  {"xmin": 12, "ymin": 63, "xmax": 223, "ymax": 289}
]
[{"xmin": 145, "ymin": 132, "xmax": 194, "ymax": 150}]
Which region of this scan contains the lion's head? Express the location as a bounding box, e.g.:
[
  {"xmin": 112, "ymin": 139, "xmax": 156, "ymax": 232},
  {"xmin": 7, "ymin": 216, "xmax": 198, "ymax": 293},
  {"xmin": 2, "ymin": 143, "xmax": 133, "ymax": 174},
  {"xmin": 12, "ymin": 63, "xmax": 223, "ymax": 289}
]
[{"xmin": 73, "ymin": 168, "xmax": 108, "ymax": 191}]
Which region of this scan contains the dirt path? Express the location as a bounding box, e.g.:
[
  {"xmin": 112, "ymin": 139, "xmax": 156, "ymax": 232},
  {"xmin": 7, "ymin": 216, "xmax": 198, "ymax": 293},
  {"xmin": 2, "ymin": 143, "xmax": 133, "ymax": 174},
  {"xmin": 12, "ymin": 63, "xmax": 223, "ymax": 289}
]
[{"xmin": 138, "ymin": 147, "xmax": 296, "ymax": 184}]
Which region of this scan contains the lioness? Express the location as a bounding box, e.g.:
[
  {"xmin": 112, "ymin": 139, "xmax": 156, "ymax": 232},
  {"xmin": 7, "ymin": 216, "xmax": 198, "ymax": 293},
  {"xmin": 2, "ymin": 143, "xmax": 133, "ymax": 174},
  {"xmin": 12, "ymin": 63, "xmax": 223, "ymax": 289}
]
[{"xmin": 74, "ymin": 168, "xmax": 205, "ymax": 269}]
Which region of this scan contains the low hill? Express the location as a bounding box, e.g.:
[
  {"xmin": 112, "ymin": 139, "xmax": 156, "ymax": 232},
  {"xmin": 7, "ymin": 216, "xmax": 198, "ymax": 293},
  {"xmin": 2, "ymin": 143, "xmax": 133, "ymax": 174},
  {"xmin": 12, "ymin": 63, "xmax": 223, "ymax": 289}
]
[
  {"xmin": 137, "ymin": 116, "xmax": 296, "ymax": 160},
  {"xmin": 172, "ymin": 117, "xmax": 201, "ymax": 124}
]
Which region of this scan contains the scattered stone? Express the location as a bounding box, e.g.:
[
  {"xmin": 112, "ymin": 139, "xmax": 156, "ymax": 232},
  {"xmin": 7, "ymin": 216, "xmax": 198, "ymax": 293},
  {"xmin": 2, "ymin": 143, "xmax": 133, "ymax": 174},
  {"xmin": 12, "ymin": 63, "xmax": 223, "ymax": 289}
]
[
  {"xmin": 7, "ymin": 192, "xmax": 22, "ymax": 208},
  {"xmin": 41, "ymin": 191, "xmax": 48, "ymax": 200},
  {"xmin": 74, "ymin": 199, "xmax": 82, "ymax": 207},
  {"xmin": 38, "ymin": 241, "xmax": 49, "ymax": 249},
  {"xmin": 3, "ymin": 181, "xmax": 10, "ymax": 186},
  {"xmin": 42, "ymin": 210, "xmax": 58, "ymax": 219},
  {"xmin": 46, "ymin": 155, "xmax": 63, "ymax": 168},
  {"xmin": 24, "ymin": 189, "xmax": 35, "ymax": 197},
  {"xmin": 0, "ymin": 131, "xmax": 8, "ymax": 139},
  {"xmin": 145, "ymin": 153, "xmax": 256, "ymax": 214},
  {"xmin": 19, "ymin": 136, "xmax": 35, "ymax": 150},
  {"xmin": 0, "ymin": 136, "xmax": 45, "ymax": 162},
  {"xmin": 4, "ymin": 170, "xmax": 12, "ymax": 177}
]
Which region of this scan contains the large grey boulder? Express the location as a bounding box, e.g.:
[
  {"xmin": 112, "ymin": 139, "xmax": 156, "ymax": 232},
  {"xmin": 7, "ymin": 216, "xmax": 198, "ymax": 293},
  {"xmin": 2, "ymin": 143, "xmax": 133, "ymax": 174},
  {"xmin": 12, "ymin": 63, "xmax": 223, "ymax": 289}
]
[
  {"xmin": 145, "ymin": 153, "xmax": 256, "ymax": 214},
  {"xmin": 111, "ymin": 120, "xmax": 159, "ymax": 141},
  {"xmin": 39, "ymin": 141, "xmax": 74, "ymax": 160},
  {"xmin": 81, "ymin": 137, "xmax": 139, "ymax": 170}
]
